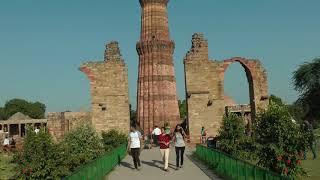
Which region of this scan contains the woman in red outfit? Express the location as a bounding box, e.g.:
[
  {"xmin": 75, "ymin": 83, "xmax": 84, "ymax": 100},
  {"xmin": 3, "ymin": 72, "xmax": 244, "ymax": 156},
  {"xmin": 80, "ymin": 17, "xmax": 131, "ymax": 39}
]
[{"xmin": 158, "ymin": 127, "xmax": 171, "ymax": 171}]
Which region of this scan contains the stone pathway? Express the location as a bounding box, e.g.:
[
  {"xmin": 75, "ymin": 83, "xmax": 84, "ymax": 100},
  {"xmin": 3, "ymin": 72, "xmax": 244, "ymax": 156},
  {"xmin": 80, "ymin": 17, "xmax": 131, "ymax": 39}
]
[{"xmin": 106, "ymin": 147, "xmax": 222, "ymax": 180}]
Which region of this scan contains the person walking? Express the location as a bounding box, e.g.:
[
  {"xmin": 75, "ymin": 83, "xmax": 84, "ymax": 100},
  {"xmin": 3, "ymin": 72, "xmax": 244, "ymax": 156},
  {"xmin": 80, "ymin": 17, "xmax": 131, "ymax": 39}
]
[
  {"xmin": 201, "ymin": 126, "xmax": 207, "ymax": 144},
  {"xmin": 152, "ymin": 126, "xmax": 161, "ymax": 146},
  {"xmin": 303, "ymin": 120, "xmax": 317, "ymax": 160},
  {"xmin": 173, "ymin": 124, "xmax": 186, "ymax": 170},
  {"xmin": 127, "ymin": 125, "xmax": 143, "ymax": 170},
  {"xmin": 158, "ymin": 127, "xmax": 171, "ymax": 171}
]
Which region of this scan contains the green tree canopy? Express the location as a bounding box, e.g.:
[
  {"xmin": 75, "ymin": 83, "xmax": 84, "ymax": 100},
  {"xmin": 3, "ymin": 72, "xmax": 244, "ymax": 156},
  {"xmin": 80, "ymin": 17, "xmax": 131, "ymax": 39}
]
[
  {"xmin": 178, "ymin": 99, "xmax": 187, "ymax": 120},
  {"xmin": 269, "ymin": 94, "xmax": 284, "ymax": 106},
  {"xmin": 293, "ymin": 58, "xmax": 320, "ymax": 121},
  {"xmin": 255, "ymin": 103, "xmax": 307, "ymax": 177},
  {"xmin": 129, "ymin": 104, "xmax": 137, "ymax": 126},
  {"xmin": 218, "ymin": 113, "xmax": 256, "ymax": 160},
  {"xmin": 0, "ymin": 98, "xmax": 46, "ymax": 120}
]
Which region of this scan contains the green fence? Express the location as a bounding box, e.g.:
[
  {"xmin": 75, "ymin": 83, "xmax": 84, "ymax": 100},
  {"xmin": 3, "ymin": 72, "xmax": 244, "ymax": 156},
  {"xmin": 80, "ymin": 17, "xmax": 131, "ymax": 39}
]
[
  {"xmin": 195, "ymin": 144, "xmax": 291, "ymax": 180},
  {"xmin": 63, "ymin": 144, "xmax": 127, "ymax": 180}
]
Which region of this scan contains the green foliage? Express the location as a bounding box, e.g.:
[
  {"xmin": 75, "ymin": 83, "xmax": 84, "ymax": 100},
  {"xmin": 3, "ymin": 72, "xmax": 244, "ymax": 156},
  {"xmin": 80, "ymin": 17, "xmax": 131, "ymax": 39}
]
[
  {"xmin": 269, "ymin": 94, "xmax": 284, "ymax": 106},
  {"xmin": 129, "ymin": 104, "xmax": 137, "ymax": 126},
  {"xmin": 293, "ymin": 58, "xmax": 320, "ymax": 120},
  {"xmin": 0, "ymin": 107, "xmax": 7, "ymax": 120},
  {"xmin": 178, "ymin": 99, "xmax": 187, "ymax": 120},
  {"xmin": 0, "ymin": 98, "xmax": 46, "ymax": 120},
  {"xmin": 13, "ymin": 126, "xmax": 59, "ymax": 179},
  {"xmin": 14, "ymin": 124, "xmax": 107, "ymax": 179},
  {"xmin": 0, "ymin": 154, "xmax": 16, "ymax": 180},
  {"xmin": 218, "ymin": 113, "xmax": 256, "ymax": 160},
  {"xmin": 101, "ymin": 130, "xmax": 127, "ymax": 152},
  {"xmin": 255, "ymin": 103, "xmax": 307, "ymax": 177},
  {"xmin": 287, "ymin": 102, "xmax": 305, "ymax": 125},
  {"xmin": 59, "ymin": 123, "xmax": 104, "ymax": 173}
]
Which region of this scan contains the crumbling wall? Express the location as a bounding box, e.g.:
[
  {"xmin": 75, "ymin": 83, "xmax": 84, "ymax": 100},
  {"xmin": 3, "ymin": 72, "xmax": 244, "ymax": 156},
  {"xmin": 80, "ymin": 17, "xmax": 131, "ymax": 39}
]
[
  {"xmin": 47, "ymin": 112, "xmax": 90, "ymax": 141},
  {"xmin": 80, "ymin": 41, "xmax": 130, "ymax": 134},
  {"xmin": 184, "ymin": 33, "xmax": 269, "ymax": 143}
]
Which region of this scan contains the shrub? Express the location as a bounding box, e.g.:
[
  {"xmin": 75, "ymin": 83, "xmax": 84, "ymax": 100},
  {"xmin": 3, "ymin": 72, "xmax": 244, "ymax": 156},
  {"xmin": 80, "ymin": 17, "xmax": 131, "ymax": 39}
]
[
  {"xmin": 59, "ymin": 123, "xmax": 104, "ymax": 173},
  {"xmin": 101, "ymin": 130, "xmax": 127, "ymax": 152},
  {"xmin": 14, "ymin": 126, "xmax": 59, "ymax": 179},
  {"xmin": 255, "ymin": 102, "xmax": 307, "ymax": 177},
  {"xmin": 14, "ymin": 123, "xmax": 106, "ymax": 179},
  {"xmin": 218, "ymin": 113, "xmax": 256, "ymax": 160}
]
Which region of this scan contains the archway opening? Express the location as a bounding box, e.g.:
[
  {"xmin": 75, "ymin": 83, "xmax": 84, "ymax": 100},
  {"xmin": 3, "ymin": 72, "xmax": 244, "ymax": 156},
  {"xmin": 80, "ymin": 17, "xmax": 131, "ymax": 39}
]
[{"xmin": 223, "ymin": 61, "xmax": 254, "ymax": 135}]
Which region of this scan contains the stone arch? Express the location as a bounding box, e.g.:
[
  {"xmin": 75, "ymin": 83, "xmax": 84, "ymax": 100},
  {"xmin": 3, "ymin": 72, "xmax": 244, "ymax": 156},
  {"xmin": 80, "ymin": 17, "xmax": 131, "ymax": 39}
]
[
  {"xmin": 222, "ymin": 57, "xmax": 269, "ymax": 112},
  {"xmin": 220, "ymin": 57, "xmax": 269, "ymax": 133},
  {"xmin": 184, "ymin": 33, "xmax": 269, "ymax": 143}
]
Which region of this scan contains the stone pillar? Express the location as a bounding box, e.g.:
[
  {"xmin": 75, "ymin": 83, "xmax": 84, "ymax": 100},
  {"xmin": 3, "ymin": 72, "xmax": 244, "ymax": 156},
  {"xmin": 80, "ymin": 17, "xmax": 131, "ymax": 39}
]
[
  {"xmin": 8, "ymin": 124, "xmax": 11, "ymax": 136},
  {"xmin": 137, "ymin": 0, "xmax": 180, "ymax": 135},
  {"xmin": 18, "ymin": 124, "xmax": 21, "ymax": 137}
]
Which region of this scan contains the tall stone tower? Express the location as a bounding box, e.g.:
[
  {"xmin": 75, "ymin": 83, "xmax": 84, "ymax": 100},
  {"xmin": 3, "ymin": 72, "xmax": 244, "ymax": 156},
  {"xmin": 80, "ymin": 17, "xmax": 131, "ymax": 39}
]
[{"xmin": 136, "ymin": 0, "xmax": 180, "ymax": 134}]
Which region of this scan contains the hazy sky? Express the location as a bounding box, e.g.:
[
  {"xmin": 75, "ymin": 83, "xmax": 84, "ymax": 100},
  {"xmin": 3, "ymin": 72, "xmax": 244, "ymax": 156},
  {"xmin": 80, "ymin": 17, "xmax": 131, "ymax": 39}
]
[{"xmin": 0, "ymin": 0, "xmax": 319, "ymax": 112}]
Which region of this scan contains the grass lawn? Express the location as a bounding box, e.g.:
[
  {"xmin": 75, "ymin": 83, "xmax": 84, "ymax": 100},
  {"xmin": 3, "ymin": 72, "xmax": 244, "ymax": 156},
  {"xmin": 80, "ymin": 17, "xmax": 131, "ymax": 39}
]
[
  {"xmin": 302, "ymin": 152, "xmax": 320, "ymax": 180},
  {"xmin": 0, "ymin": 153, "xmax": 16, "ymax": 180},
  {"xmin": 302, "ymin": 137, "xmax": 320, "ymax": 180}
]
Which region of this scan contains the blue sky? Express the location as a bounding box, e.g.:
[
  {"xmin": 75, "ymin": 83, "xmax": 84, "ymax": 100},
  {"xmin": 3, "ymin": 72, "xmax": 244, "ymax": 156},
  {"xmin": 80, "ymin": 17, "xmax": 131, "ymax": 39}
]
[{"xmin": 0, "ymin": 0, "xmax": 319, "ymax": 112}]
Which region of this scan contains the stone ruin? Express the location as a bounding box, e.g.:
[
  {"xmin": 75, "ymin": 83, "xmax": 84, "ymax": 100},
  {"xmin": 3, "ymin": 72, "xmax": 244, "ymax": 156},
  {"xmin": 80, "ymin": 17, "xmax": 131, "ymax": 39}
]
[
  {"xmin": 80, "ymin": 41, "xmax": 130, "ymax": 134},
  {"xmin": 184, "ymin": 33, "xmax": 269, "ymax": 143}
]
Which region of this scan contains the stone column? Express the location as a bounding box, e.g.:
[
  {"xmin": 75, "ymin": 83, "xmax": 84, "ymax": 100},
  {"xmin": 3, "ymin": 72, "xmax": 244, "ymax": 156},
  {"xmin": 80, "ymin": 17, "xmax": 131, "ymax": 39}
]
[
  {"xmin": 137, "ymin": 0, "xmax": 180, "ymax": 135},
  {"xmin": 18, "ymin": 124, "xmax": 21, "ymax": 137}
]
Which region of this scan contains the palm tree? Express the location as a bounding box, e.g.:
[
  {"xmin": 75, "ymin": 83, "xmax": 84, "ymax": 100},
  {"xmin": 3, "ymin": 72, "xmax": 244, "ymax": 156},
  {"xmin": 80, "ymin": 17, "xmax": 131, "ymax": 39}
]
[{"xmin": 293, "ymin": 57, "xmax": 320, "ymax": 120}]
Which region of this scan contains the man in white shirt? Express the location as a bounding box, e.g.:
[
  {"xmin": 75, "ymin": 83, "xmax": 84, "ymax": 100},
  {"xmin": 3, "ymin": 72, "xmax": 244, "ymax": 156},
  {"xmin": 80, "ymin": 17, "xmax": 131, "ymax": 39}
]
[
  {"xmin": 3, "ymin": 136, "xmax": 10, "ymax": 152},
  {"xmin": 127, "ymin": 125, "xmax": 142, "ymax": 170},
  {"xmin": 35, "ymin": 127, "xmax": 40, "ymax": 134},
  {"xmin": 152, "ymin": 126, "xmax": 161, "ymax": 146},
  {"xmin": 3, "ymin": 136, "xmax": 10, "ymax": 146}
]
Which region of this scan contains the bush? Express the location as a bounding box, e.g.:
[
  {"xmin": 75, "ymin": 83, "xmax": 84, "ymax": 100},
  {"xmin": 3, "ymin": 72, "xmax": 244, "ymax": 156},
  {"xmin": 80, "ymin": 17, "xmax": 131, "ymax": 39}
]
[
  {"xmin": 14, "ymin": 126, "xmax": 58, "ymax": 179},
  {"xmin": 218, "ymin": 113, "xmax": 256, "ymax": 160},
  {"xmin": 14, "ymin": 123, "xmax": 106, "ymax": 179},
  {"xmin": 101, "ymin": 130, "xmax": 127, "ymax": 152},
  {"xmin": 59, "ymin": 123, "xmax": 104, "ymax": 173},
  {"xmin": 255, "ymin": 102, "xmax": 307, "ymax": 177}
]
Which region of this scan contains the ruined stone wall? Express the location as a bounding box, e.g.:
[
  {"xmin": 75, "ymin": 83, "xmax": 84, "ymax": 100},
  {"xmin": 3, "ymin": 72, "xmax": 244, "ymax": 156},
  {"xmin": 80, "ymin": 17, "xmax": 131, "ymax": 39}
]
[
  {"xmin": 184, "ymin": 33, "xmax": 269, "ymax": 143},
  {"xmin": 47, "ymin": 112, "xmax": 90, "ymax": 141},
  {"xmin": 80, "ymin": 42, "xmax": 130, "ymax": 134}
]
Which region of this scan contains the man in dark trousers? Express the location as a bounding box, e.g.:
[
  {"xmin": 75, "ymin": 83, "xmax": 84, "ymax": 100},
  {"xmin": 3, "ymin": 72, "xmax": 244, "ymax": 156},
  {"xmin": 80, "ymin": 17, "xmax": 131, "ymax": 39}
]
[{"xmin": 127, "ymin": 125, "xmax": 143, "ymax": 170}]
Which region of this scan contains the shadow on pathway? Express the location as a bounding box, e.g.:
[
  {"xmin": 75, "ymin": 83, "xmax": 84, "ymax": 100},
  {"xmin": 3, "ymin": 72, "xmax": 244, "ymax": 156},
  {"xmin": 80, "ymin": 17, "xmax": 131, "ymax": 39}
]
[{"xmin": 106, "ymin": 147, "xmax": 222, "ymax": 180}]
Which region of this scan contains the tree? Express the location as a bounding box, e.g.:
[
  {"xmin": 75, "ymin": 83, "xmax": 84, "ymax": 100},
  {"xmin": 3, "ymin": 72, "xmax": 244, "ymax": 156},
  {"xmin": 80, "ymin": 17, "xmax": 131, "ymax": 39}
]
[
  {"xmin": 255, "ymin": 103, "xmax": 307, "ymax": 177},
  {"xmin": 2, "ymin": 98, "xmax": 46, "ymax": 120},
  {"xmin": 269, "ymin": 94, "xmax": 284, "ymax": 106},
  {"xmin": 293, "ymin": 58, "xmax": 320, "ymax": 121},
  {"xmin": 14, "ymin": 126, "xmax": 59, "ymax": 179},
  {"xmin": 218, "ymin": 113, "xmax": 255, "ymax": 160},
  {"xmin": 129, "ymin": 104, "xmax": 137, "ymax": 126},
  {"xmin": 178, "ymin": 99, "xmax": 187, "ymax": 120},
  {"xmin": 0, "ymin": 107, "xmax": 7, "ymax": 120}
]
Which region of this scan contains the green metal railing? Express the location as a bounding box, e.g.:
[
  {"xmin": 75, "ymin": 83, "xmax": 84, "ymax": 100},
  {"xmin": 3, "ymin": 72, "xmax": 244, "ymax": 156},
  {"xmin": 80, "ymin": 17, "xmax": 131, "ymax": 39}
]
[
  {"xmin": 196, "ymin": 144, "xmax": 291, "ymax": 180},
  {"xmin": 63, "ymin": 144, "xmax": 127, "ymax": 180}
]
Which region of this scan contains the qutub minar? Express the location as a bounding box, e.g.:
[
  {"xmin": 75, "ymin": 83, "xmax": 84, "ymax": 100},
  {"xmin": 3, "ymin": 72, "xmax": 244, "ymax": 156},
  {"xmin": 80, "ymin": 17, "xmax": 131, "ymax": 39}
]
[{"xmin": 136, "ymin": 0, "xmax": 180, "ymax": 134}]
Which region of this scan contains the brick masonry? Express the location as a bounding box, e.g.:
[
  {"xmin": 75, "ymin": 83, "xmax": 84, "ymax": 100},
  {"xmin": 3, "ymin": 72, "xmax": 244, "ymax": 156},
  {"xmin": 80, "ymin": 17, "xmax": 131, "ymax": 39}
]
[
  {"xmin": 136, "ymin": 0, "xmax": 180, "ymax": 135},
  {"xmin": 184, "ymin": 33, "xmax": 269, "ymax": 143},
  {"xmin": 80, "ymin": 41, "xmax": 130, "ymax": 134}
]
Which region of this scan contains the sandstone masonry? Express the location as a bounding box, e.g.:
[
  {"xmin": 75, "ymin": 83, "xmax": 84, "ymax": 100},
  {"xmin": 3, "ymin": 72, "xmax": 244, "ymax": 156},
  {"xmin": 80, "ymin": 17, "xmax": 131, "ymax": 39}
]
[
  {"xmin": 184, "ymin": 33, "xmax": 269, "ymax": 143},
  {"xmin": 80, "ymin": 42, "xmax": 130, "ymax": 134}
]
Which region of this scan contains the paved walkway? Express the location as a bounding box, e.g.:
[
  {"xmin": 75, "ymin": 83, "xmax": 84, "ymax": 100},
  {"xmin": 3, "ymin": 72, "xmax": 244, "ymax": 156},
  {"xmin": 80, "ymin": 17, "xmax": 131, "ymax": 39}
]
[{"xmin": 106, "ymin": 147, "xmax": 222, "ymax": 180}]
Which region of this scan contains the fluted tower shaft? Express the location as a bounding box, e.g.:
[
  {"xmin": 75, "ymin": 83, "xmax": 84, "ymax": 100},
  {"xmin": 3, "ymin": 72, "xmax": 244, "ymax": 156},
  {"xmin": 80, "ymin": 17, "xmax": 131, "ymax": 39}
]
[{"xmin": 136, "ymin": 0, "xmax": 180, "ymax": 134}]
